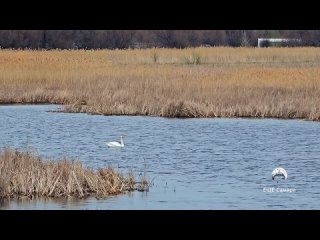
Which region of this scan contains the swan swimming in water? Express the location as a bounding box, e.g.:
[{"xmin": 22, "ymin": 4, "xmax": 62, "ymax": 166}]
[{"xmin": 106, "ymin": 136, "xmax": 124, "ymax": 148}]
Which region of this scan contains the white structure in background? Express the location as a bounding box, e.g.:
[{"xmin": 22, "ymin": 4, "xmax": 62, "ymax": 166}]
[{"xmin": 257, "ymin": 38, "xmax": 302, "ymax": 48}]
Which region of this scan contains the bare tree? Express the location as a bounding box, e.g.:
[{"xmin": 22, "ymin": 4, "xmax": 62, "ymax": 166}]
[
  {"xmin": 225, "ymin": 30, "xmax": 242, "ymax": 47},
  {"xmin": 2, "ymin": 30, "xmax": 320, "ymax": 49},
  {"xmin": 153, "ymin": 30, "xmax": 179, "ymax": 47}
]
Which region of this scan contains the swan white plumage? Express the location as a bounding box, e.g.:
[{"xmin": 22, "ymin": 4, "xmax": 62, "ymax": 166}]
[{"xmin": 106, "ymin": 136, "xmax": 124, "ymax": 148}]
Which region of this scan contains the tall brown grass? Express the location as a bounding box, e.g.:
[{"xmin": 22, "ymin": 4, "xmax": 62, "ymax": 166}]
[
  {"xmin": 1, "ymin": 47, "xmax": 320, "ymax": 120},
  {"xmin": 0, "ymin": 149, "xmax": 149, "ymax": 199}
]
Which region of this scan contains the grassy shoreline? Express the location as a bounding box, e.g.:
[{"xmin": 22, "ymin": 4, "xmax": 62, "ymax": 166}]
[
  {"xmin": 0, "ymin": 149, "xmax": 148, "ymax": 199},
  {"xmin": 1, "ymin": 48, "xmax": 320, "ymax": 120}
]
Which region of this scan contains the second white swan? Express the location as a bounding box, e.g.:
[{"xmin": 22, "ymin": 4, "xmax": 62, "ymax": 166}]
[{"xmin": 106, "ymin": 136, "xmax": 124, "ymax": 148}]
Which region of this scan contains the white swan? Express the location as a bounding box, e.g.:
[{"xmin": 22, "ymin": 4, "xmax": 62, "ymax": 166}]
[{"xmin": 106, "ymin": 136, "xmax": 124, "ymax": 148}]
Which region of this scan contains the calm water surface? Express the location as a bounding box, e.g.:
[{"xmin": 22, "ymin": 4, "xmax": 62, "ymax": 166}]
[{"xmin": 0, "ymin": 105, "xmax": 319, "ymax": 209}]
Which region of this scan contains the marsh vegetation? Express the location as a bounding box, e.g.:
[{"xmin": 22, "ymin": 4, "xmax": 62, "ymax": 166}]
[
  {"xmin": 1, "ymin": 47, "xmax": 320, "ymax": 120},
  {"xmin": 0, "ymin": 149, "xmax": 148, "ymax": 199}
]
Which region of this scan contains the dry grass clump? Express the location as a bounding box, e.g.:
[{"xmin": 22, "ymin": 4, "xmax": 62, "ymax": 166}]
[
  {"xmin": 0, "ymin": 149, "xmax": 149, "ymax": 199},
  {"xmin": 1, "ymin": 47, "xmax": 320, "ymax": 120}
]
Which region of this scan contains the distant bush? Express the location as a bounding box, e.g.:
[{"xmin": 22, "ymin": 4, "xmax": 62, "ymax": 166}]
[{"xmin": 184, "ymin": 53, "xmax": 202, "ymax": 65}]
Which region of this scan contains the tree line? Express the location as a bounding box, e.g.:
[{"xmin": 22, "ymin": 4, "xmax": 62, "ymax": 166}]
[{"xmin": 0, "ymin": 30, "xmax": 320, "ymax": 49}]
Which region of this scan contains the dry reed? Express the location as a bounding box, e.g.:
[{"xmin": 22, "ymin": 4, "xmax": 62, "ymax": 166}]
[
  {"xmin": 0, "ymin": 148, "xmax": 149, "ymax": 199},
  {"xmin": 1, "ymin": 47, "xmax": 320, "ymax": 120}
]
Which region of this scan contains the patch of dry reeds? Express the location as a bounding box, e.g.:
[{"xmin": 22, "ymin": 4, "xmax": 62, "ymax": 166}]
[
  {"xmin": 0, "ymin": 149, "xmax": 149, "ymax": 199},
  {"xmin": 1, "ymin": 48, "xmax": 320, "ymax": 120}
]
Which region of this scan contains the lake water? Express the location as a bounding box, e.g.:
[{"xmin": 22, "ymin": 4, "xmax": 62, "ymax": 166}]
[{"xmin": 1, "ymin": 105, "xmax": 320, "ymax": 209}]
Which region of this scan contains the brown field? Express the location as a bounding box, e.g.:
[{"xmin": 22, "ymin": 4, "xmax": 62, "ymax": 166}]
[
  {"xmin": 1, "ymin": 47, "xmax": 320, "ymax": 120},
  {"xmin": 0, "ymin": 149, "xmax": 148, "ymax": 199}
]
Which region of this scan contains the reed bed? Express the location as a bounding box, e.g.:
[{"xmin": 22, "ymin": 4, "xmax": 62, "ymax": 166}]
[
  {"xmin": 0, "ymin": 149, "xmax": 149, "ymax": 199},
  {"xmin": 1, "ymin": 47, "xmax": 320, "ymax": 120}
]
